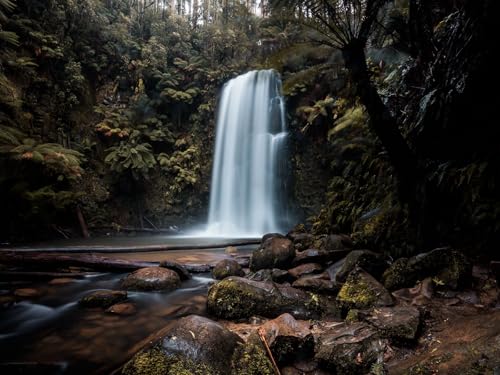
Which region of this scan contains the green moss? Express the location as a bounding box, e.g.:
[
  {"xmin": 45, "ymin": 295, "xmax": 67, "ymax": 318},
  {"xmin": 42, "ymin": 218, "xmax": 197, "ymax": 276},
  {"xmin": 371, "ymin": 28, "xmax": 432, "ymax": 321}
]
[
  {"xmin": 122, "ymin": 347, "xmax": 219, "ymax": 375},
  {"xmin": 382, "ymin": 258, "xmax": 410, "ymax": 290},
  {"xmin": 345, "ymin": 309, "xmax": 360, "ymax": 323},
  {"xmin": 122, "ymin": 347, "xmax": 171, "ymax": 375},
  {"xmin": 337, "ymin": 274, "xmax": 377, "ymax": 310},
  {"xmin": 231, "ymin": 339, "xmax": 274, "ymax": 375}
]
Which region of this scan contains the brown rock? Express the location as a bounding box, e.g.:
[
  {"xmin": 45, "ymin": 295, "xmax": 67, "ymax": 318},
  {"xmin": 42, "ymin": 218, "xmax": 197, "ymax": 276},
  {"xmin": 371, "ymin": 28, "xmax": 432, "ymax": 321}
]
[
  {"xmin": 121, "ymin": 267, "xmax": 180, "ymax": 291},
  {"xmin": 288, "ymin": 263, "xmax": 323, "ymax": 279},
  {"xmin": 14, "ymin": 288, "xmax": 43, "ymax": 298},
  {"xmin": 225, "ymin": 246, "xmax": 239, "ymax": 255},
  {"xmin": 362, "ymin": 305, "xmax": 421, "ymax": 341},
  {"xmin": 314, "ymin": 322, "xmax": 387, "ymax": 374},
  {"xmin": 293, "ymin": 274, "xmax": 339, "ymax": 294},
  {"xmin": 260, "ymin": 313, "xmax": 314, "ymax": 363},
  {"xmin": 49, "ymin": 278, "xmax": 76, "ymax": 285},
  {"xmin": 212, "ymin": 259, "xmax": 245, "ymax": 280},
  {"xmin": 159, "ymin": 260, "xmax": 191, "ymax": 280},
  {"xmin": 250, "ymin": 237, "xmax": 295, "ymax": 271},
  {"xmin": 79, "ymin": 290, "xmax": 128, "ymax": 308},
  {"xmin": 293, "ymin": 249, "xmax": 329, "ymax": 265},
  {"xmin": 106, "ymin": 302, "xmax": 137, "ymax": 315}
]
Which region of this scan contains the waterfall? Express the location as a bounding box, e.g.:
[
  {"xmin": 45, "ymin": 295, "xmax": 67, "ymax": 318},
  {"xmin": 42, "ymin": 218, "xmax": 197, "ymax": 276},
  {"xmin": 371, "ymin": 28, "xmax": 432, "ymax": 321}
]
[{"xmin": 207, "ymin": 70, "xmax": 288, "ymax": 237}]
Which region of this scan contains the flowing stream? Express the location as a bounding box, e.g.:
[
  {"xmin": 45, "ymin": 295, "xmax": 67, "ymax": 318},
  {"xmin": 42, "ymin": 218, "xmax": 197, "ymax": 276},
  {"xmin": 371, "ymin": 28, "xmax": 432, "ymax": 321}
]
[{"xmin": 207, "ymin": 70, "xmax": 289, "ymax": 237}]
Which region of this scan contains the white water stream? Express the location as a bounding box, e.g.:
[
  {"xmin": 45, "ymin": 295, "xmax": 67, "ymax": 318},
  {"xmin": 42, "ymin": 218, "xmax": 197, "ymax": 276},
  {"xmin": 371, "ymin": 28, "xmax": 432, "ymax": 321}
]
[{"xmin": 207, "ymin": 70, "xmax": 288, "ymax": 236}]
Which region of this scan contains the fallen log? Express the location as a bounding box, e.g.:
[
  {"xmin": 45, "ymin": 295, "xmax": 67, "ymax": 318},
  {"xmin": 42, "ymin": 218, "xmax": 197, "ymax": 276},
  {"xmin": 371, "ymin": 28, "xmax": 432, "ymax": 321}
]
[
  {"xmin": 0, "ymin": 252, "xmax": 213, "ymax": 274},
  {"xmin": 0, "ymin": 271, "xmax": 92, "ymax": 281},
  {"xmin": 0, "ymin": 239, "xmax": 261, "ymax": 254},
  {"xmin": 0, "ymin": 252, "xmax": 157, "ymax": 272}
]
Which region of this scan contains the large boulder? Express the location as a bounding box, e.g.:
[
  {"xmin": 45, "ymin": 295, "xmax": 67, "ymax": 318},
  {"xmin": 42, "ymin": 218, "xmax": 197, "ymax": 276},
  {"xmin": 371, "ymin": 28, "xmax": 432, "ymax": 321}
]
[
  {"xmin": 250, "ymin": 237, "xmax": 295, "ymax": 271},
  {"xmin": 337, "ymin": 267, "xmax": 394, "ymax": 313},
  {"xmin": 212, "ymin": 259, "xmax": 245, "ymax": 280},
  {"xmin": 79, "ymin": 290, "xmax": 127, "ymax": 308},
  {"xmin": 314, "ymin": 322, "xmax": 387, "ymax": 375},
  {"xmin": 207, "ymin": 276, "xmax": 328, "ymax": 320},
  {"xmin": 121, "ymin": 267, "xmax": 180, "ymax": 291},
  {"xmin": 122, "ymin": 315, "xmax": 274, "ymax": 375},
  {"xmin": 382, "ymin": 248, "xmax": 472, "ymax": 290},
  {"xmin": 335, "ymin": 250, "xmax": 388, "ymax": 282}
]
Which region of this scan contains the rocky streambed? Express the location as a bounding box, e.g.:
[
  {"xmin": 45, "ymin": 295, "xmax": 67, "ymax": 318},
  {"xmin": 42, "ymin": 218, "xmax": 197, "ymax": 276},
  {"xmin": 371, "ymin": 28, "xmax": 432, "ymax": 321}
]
[{"xmin": 0, "ymin": 233, "xmax": 499, "ymax": 374}]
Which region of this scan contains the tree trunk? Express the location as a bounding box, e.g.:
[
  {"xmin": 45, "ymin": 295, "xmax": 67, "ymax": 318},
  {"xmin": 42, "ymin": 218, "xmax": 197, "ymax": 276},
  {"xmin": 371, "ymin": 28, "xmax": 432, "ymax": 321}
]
[{"xmin": 341, "ymin": 40, "xmax": 419, "ymax": 203}]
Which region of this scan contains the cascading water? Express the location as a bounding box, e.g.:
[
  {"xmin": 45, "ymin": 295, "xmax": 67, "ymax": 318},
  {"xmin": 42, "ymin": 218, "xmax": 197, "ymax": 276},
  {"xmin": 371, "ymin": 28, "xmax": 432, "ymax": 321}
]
[{"xmin": 207, "ymin": 70, "xmax": 289, "ymax": 237}]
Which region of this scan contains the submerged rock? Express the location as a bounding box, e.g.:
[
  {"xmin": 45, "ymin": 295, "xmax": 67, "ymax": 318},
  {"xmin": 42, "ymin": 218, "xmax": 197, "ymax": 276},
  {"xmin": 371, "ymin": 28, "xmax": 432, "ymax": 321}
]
[
  {"xmin": 212, "ymin": 259, "xmax": 245, "ymax": 280},
  {"xmin": 122, "ymin": 315, "xmax": 274, "ymax": 375},
  {"xmin": 314, "ymin": 322, "xmax": 387, "ymax": 375},
  {"xmin": 250, "ymin": 236, "xmax": 295, "ymax": 271},
  {"xmin": 207, "ymin": 276, "xmax": 328, "ymax": 320},
  {"xmin": 159, "ymin": 260, "xmax": 192, "ymax": 280},
  {"xmin": 382, "ymin": 248, "xmax": 472, "ymax": 290},
  {"xmin": 337, "ymin": 267, "xmax": 394, "ymax": 312},
  {"xmin": 106, "ymin": 302, "xmax": 137, "ymax": 315},
  {"xmin": 79, "ymin": 290, "xmax": 127, "ymax": 308},
  {"xmin": 13, "ymin": 288, "xmax": 43, "ymax": 299},
  {"xmin": 121, "ymin": 267, "xmax": 180, "ymax": 291},
  {"xmin": 225, "ymin": 246, "xmax": 239, "ymax": 255}
]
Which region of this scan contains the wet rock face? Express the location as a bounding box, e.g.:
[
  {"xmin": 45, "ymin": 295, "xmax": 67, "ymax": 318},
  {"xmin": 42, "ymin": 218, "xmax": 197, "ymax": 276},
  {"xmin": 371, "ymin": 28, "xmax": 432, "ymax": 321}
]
[
  {"xmin": 207, "ymin": 276, "xmax": 327, "ymax": 320},
  {"xmin": 121, "ymin": 267, "xmax": 180, "ymax": 291},
  {"xmin": 260, "ymin": 313, "xmax": 314, "ymax": 364},
  {"xmin": 337, "ymin": 267, "xmax": 394, "ymax": 312},
  {"xmin": 106, "ymin": 302, "xmax": 137, "ymax": 315},
  {"xmin": 288, "ymin": 263, "xmax": 324, "ymax": 279},
  {"xmin": 361, "ymin": 306, "xmax": 421, "ymax": 342},
  {"xmin": 250, "ymin": 237, "xmax": 295, "ymax": 271},
  {"xmin": 79, "ymin": 290, "xmax": 127, "ymax": 308},
  {"xmin": 212, "ymin": 259, "xmax": 245, "ymax": 280},
  {"xmin": 335, "ymin": 250, "xmax": 388, "ymax": 282},
  {"xmin": 314, "ymin": 322, "xmax": 387, "ymax": 375},
  {"xmin": 382, "ymin": 248, "xmax": 472, "ymax": 291},
  {"xmin": 122, "ymin": 315, "xmax": 274, "ymax": 375}
]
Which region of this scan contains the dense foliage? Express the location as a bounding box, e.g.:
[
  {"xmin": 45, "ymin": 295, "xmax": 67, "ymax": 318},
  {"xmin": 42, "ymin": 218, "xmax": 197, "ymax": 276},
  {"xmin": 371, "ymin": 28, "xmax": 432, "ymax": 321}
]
[{"xmin": 0, "ymin": 0, "xmax": 498, "ymax": 258}]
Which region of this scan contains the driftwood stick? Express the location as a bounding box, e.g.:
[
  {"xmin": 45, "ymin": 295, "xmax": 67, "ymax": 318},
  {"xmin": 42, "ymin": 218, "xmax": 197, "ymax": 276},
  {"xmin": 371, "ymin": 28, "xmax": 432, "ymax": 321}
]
[{"xmin": 258, "ymin": 328, "xmax": 281, "ymax": 375}]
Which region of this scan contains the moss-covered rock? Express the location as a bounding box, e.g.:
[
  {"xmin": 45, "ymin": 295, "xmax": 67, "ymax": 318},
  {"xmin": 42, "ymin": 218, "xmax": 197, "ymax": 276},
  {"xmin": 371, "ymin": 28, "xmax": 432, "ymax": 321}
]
[
  {"xmin": 337, "ymin": 267, "xmax": 394, "ymax": 313},
  {"xmin": 335, "ymin": 250, "xmax": 388, "ymax": 282},
  {"xmin": 121, "ymin": 267, "xmax": 181, "ymax": 291},
  {"xmin": 123, "ymin": 315, "xmax": 241, "ymax": 375},
  {"xmin": 382, "ymin": 248, "xmax": 472, "ymax": 291},
  {"xmin": 212, "ymin": 259, "xmax": 245, "ymax": 280},
  {"xmin": 230, "ymin": 334, "xmax": 275, "ymax": 375},
  {"xmin": 79, "ymin": 290, "xmax": 127, "ymax": 308},
  {"xmin": 250, "ymin": 237, "xmax": 295, "ymax": 271},
  {"xmin": 207, "ymin": 276, "xmax": 329, "ymax": 320}
]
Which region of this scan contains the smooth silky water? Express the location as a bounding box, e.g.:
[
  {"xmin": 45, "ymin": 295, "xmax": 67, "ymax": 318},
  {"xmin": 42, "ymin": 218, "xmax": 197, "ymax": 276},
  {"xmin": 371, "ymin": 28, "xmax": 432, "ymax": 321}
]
[{"xmin": 207, "ymin": 70, "xmax": 290, "ymax": 237}]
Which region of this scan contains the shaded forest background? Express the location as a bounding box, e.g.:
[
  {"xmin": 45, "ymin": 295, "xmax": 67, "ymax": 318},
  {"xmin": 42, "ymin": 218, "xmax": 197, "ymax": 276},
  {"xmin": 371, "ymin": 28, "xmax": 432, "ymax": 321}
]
[{"xmin": 0, "ymin": 0, "xmax": 499, "ymax": 258}]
